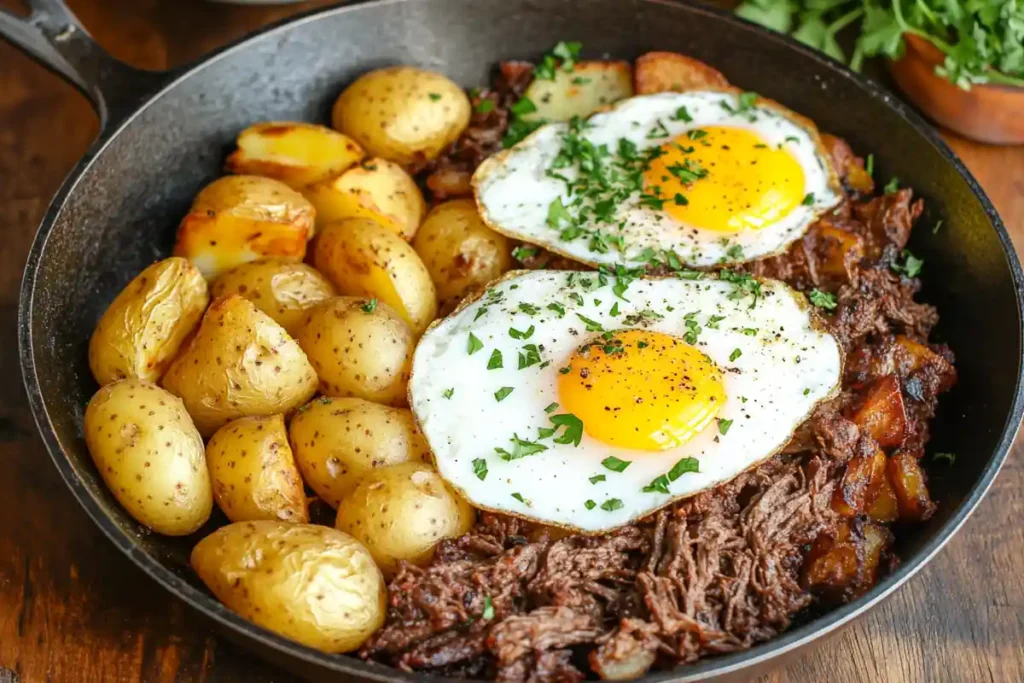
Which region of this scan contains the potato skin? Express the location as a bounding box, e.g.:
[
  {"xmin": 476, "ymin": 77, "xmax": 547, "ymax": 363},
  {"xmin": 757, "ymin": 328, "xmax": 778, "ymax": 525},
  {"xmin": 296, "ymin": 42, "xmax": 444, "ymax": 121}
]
[
  {"xmin": 206, "ymin": 414, "xmax": 308, "ymax": 523},
  {"xmin": 313, "ymin": 217, "xmax": 437, "ymax": 335},
  {"xmin": 334, "ymin": 462, "xmax": 475, "ymax": 577},
  {"xmin": 225, "ymin": 121, "xmax": 364, "ymax": 188},
  {"xmin": 191, "ymin": 521, "xmax": 385, "ymax": 653},
  {"xmin": 162, "ymin": 295, "xmax": 318, "ymax": 436},
  {"xmin": 84, "ymin": 379, "xmax": 212, "ymax": 536},
  {"xmin": 331, "ymin": 66, "xmax": 471, "ymax": 166},
  {"xmin": 290, "ymin": 397, "xmax": 431, "ymax": 508},
  {"xmin": 522, "ymin": 61, "xmax": 634, "ymax": 122},
  {"xmin": 174, "ymin": 175, "xmax": 316, "ymax": 280},
  {"xmin": 303, "ymin": 158, "xmax": 425, "ymax": 240},
  {"xmin": 633, "ymin": 51, "xmax": 729, "ymax": 94},
  {"xmin": 210, "ymin": 259, "xmax": 335, "ymax": 337},
  {"xmin": 294, "ymin": 297, "xmax": 414, "ymax": 406},
  {"xmin": 89, "ymin": 257, "xmax": 209, "ymax": 386},
  {"xmin": 412, "ymin": 199, "xmax": 512, "ymax": 313}
]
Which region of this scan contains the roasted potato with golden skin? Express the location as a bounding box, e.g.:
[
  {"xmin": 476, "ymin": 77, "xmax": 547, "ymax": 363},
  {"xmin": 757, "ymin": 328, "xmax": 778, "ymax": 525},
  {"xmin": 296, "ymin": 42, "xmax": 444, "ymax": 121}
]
[
  {"xmin": 210, "ymin": 259, "xmax": 335, "ymax": 337},
  {"xmin": 174, "ymin": 175, "xmax": 316, "ymax": 280},
  {"xmin": 88, "ymin": 257, "xmax": 209, "ymax": 386},
  {"xmin": 303, "ymin": 158, "xmax": 425, "ymax": 240},
  {"xmin": 522, "ymin": 61, "xmax": 634, "ymax": 123},
  {"xmin": 191, "ymin": 521, "xmax": 385, "ymax": 653},
  {"xmin": 331, "ymin": 66, "xmax": 471, "ymax": 166},
  {"xmin": 84, "ymin": 379, "xmax": 212, "ymax": 536},
  {"xmin": 206, "ymin": 414, "xmax": 308, "ymax": 523},
  {"xmin": 412, "ymin": 199, "xmax": 512, "ymax": 313},
  {"xmin": 313, "ymin": 218, "xmax": 437, "ymax": 335},
  {"xmin": 162, "ymin": 295, "xmax": 318, "ymax": 436},
  {"xmin": 633, "ymin": 51, "xmax": 730, "ymax": 94},
  {"xmin": 294, "ymin": 297, "xmax": 414, "ymax": 406},
  {"xmin": 334, "ymin": 462, "xmax": 474, "ymax": 577},
  {"xmin": 290, "ymin": 397, "xmax": 430, "ymax": 508},
  {"xmin": 225, "ymin": 121, "xmax": 364, "ymax": 189}
]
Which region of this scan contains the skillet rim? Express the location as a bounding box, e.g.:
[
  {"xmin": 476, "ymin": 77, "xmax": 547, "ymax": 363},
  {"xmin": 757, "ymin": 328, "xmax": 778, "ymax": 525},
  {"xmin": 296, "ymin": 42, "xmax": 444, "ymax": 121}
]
[{"xmin": 17, "ymin": 0, "xmax": 1024, "ymax": 680}]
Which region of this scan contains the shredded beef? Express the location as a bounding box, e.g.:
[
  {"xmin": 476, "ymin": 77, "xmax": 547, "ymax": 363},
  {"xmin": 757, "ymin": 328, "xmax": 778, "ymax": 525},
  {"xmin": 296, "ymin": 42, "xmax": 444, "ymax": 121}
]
[{"xmin": 365, "ymin": 116, "xmax": 955, "ymax": 679}]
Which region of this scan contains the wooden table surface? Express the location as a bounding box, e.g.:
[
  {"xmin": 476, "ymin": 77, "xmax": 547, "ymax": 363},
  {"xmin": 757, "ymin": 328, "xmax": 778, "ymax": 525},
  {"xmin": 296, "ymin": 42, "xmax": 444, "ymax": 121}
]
[{"xmin": 0, "ymin": 1, "xmax": 1021, "ymax": 681}]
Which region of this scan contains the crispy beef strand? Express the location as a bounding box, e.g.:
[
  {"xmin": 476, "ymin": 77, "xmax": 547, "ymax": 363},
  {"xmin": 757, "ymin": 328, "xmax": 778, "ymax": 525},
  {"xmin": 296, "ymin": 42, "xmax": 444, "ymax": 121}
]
[{"xmin": 365, "ymin": 100, "xmax": 954, "ymax": 680}]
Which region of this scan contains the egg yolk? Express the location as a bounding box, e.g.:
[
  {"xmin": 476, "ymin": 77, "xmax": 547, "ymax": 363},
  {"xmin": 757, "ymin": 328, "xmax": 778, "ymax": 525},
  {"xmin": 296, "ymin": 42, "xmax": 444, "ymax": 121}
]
[
  {"xmin": 557, "ymin": 330, "xmax": 725, "ymax": 451},
  {"xmin": 643, "ymin": 126, "xmax": 806, "ymax": 233}
]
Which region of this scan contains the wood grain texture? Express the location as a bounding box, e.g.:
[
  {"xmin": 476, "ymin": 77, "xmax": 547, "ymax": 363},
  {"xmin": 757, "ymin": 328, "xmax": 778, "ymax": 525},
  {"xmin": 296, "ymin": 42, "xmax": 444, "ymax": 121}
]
[{"xmin": 0, "ymin": 1, "xmax": 1020, "ymax": 681}]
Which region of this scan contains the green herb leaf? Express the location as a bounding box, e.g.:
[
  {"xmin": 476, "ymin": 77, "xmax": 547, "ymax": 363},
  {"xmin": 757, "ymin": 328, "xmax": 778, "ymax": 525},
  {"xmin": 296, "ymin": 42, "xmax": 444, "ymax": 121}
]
[
  {"xmin": 473, "ymin": 458, "xmax": 488, "ymax": 480},
  {"xmin": 642, "ymin": 475, "xmax": 670, "ymax": 494},
  {"xmin": 730, "ymin": 348, "xmax": 742, "ymax": 361},
  {"xmin": 495, "ymin": 434, "xmax": 548, "ymax": 461},
  {"xmin": 585, "ymin": 499, "xmax": 597, "ymax": 510},
  {"xmin": 674, "ymin": 106, "xmax": 693, "ymax": 122},
  {"xmin": 668, "ymin": 456, "xmax": 700, "ymax": 480},
  {"xmin": 512, "ymin": 245, "xmax": 538, "ymax": 261},
  {"xmin": 547, "ymin": 302, "xmax": 566, "ymax": 318},
  {"xmin": 467, "ymin": 332, "xmax": 484, "ymax": 355},
  {"xmin": 550, "ymin": 413, "xmax": 584, "ymax": 446},
  {"xmin": 545, "ymin": 402, "xmax": 559, "ymax": 413},
  {"xmin": 892, "ymin": 249, "xmax": 924, "ymax": 278},
  {"xmin": 482, "ymin": 595, "xmax": 495, "ymax": 619},
  {"xmin": 576, "ymin": 313, "xmax": 604, "ymax": 332},
  {"xmin": 884, "ymin": 176, "xmax": 899, "ymax": 194},
  {"xmin": 428, "ymin": 92, "xmax": 442, "ymax": 101},
  {"xmin": 443, "ymin": 388, "xmax": 454, "ymax": 399},
  {"xmin": 717, "ymin": 418, "xmax": 734, "ymax": 435},
  {"xmin": 494, "ymin": 387, "xmax": 514, "ymax": 402},
  {"xmin": 361, "ymin": 298, "xmax": 378, "ymax": 313},
  {"xmin": 601, "ymin": 498, "xmax": 624, "ymax": 511},
  {"xmin": 933, "ymin": 451, "xmax": 956, "ymax": 465},
  {"xmin": 510, "ymin": 97, "xmax": 538, "ymax": 117},
  {"xmin": 802, "ymin": 192, "xmax": 815, "ymax": 206},
  {"xmin": 487, "ymin": 349, "xmax": 503, "ymax": 369},
  {"xmin": 475, "ymin": 98, "xmax": 495, "ymax": 113},
  {"xmin": 809, "ymin": 289, "xmax": 838, "ymax": 311},
  {"xmin": 601, "ymin": 456, "xmax": 632, "ymax": 472},
  {"xmin": 511, "ymin": 492, "xmax": 527, "ymax": 503},
  {"xmin": 510, "ymin": 325, "xmax": 535, "ymax": 340}
]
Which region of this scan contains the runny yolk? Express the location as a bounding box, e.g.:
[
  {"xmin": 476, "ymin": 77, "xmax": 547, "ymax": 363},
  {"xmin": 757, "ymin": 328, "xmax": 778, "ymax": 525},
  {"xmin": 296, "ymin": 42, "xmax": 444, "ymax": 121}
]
[
  {"xmin": 557, "ymin": 330, "xmax": 725, "ymax": 451},
  {"xmin": 642, "ymin": 125, "xmax": 806, "ymax": 233}
]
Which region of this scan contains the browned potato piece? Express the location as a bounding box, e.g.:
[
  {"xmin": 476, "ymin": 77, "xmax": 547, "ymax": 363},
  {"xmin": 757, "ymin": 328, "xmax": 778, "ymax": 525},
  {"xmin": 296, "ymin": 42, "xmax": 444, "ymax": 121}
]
[
  {"xmin": 192, "ymin": 521, "xmax": 385, "ymax": 653},
  {"xmin": 294, "ymin": 297, "xmax": 414, "ymax": 406},
  {"xmin": 174, "ymin": 175, "xmax": 315, "ymax": 280},
  {"xmin": 522, "ymin": 61, "xmax": 634, "ymax": 122},
  {"xmin": 302, "ymin": 158, "xmax": 425, "ymax": 240},
  {"xmin": 206, "ymin": 414, "xmax": 308, "ymax": 523},
  {"xmin": 162, "ymin": 295, "xmax": 318, "ymax": 436},
  {"xmin": 633, "ymin": 51, "xmax": 730, "ymax": 94},
  {"xmin": 850, "ymin": 375, "xmax": 907, "ymax": 448},
  {"xmin": 334, "ymin": 462, "xmax": 475, "ymax": 577},
  {"xmin": 331, "ymin": 66, "xmax": 471, "ymax": 166},
  {"xmin": 210, "ymin": 259, "xmax": 336, "ymax": 336},
  {"xmin": 313, "ymin": 218, "xmax": 437, "ymax": 335},
  {"xmin": 412, "ymin": 199, "xmax": 512, "ymax": 313},
  {"xmin": 89, "ymin": 257, "xmax": 209, "ymax": 386},
  {"xmin": 888, "ymin": 450, "xmax": 937, "ymax": 521},
  {"xmin": 225, "ymin": 122, "xmax": 364, "ymax": 188},
  {"xmin": 832, "ymin": 447, "xmax": 886, "ymax": 517},
  {"xmin": 84, "ymin": 379, "xmax": 212, "ymax": 536},
  {"xmin": 289, "ymin": 397, "xmax": 431, "ymax": 508}
]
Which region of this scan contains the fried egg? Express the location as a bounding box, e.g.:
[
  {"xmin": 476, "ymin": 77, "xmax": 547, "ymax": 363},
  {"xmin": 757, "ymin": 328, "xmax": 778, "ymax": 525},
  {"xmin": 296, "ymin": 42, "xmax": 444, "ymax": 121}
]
[
  {"xmin": 473, "ymin": 91, "xmax": 842, "ymax": 269},
  {"xmin": 409, "ymin": 270, "xmax": 842, "ymax": 532}
]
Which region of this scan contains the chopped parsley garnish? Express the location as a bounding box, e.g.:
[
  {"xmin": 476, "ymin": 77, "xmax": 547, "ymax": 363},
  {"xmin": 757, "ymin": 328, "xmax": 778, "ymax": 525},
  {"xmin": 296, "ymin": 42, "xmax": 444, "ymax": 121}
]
[
  {"xmin": 717, "ymin": 418, "xmax": 734, "ymax": 435},
  {"xmin": 601, "ymin": 456, "xmax": 632, "ymax": 472},
  {"xmin": 642, "ymin": 475, "xmax": 671, "ymax": 494},
  {"xmin": 730, "ymin": 348, "xmax": 742, "ymax": 361},
  {"xmin": 884, "ymin": 177, "xmax": 900, "ymax": 194},
  {"xmin": 572, "ymin": 76, "xmax": 592, "ymax": 84},
  {"xmin": 866, "ymin": 153, "xmax": 874, "ymax": 177},
  {"xmin": 495, "ymin": 434, "xmax": 548, "ymax": 461},
  {"xmin": 803, "ymin": 388, "xmax": 811, "ymax": 396},
  {"xmin": 519, "ymin": 302, "xmax": 540, "ymax": 315},
  {"xmin": 707, "ymin": 315, "xmax": 725, "ymax": 329},
  {"xmin": 683, "ymin": 318, "xmax": 701, "ymax": 345},
  {"xmin": 719, "ymin": 270, "xmax": 762, "ymax": 308},
  {"xmin": 550, "ymin": 413, "xmax": 584, "ymax": 446},
  {"xmin": 503, "ymin": 118, "xmax": 544, "ymax": 148},
  {"xmin": 511, "ymin": 492, "xmax": 527, "ymax": 504},
  {"xmin": 576, "ymin": 313, "xmax": 604, "ymax": 332},
  {"xmin": 510, "ymin": 325, "xmax": 535, "ymax": 340},
  {"xmin": 467, "ymin": 332, "xmax": 484, "ymax": 355},
  {"xmin": 674, "ymin": 106, "xmax": 692, "ymax": 122},
  {"xmin": 589, "ymin": 474, "xmax": 606, "ymax": 484},
  {"xmin": 559, "ymin": 365, "xmax": 572, "ymax": 374},
  {"xmin": 674, "ymin": 193, "xmax": 689, "ymax": 206},
  {"xmin": 510, "ymin": 96, "xmax": 538, "ymax": 117},
  {"xmin": 512, "ymin": 245, "xmax": 538, "ymax": 261},
  {"xmin": 687, "ymin": 129, "xmax": 708, "ymax": 141},
  {"xmin": 809, "ymin": 289, "xmax": 838, "ymax": 311},
  {"xmin": 545, "ymin": 402, "xmax": 559, "ymax": 413},
  {"xmin": 569, "ymin": 291, "xmax": 585, "ymax": 308},
  {"xmin": 637, "ymin": 340, "xmax": 649, "ymax": 349},
  {"xmin": 742, "ymin": 328, "xmax": 758, "ymax": 336},
  {"xmin": 585, "ymin": 499, "xmax": 597, "ymax": 510},
  {"xmin": 361, "ymin": 298, "xmax": 378, "ymax": 313},
  {"xmin": 601, "ymin": 498, "xmax": 624, "ymax": 511},
  {"xmin": 518, "ymin": 344, "xmax": 543, "ymax": 369},
  {"xmin": 482, "ymin": 595, "xmax": 495, "ymax": 620},
  {"xmin": 443, "ymin": 388, "xmax": 455, "ymax": 399},
  {"xmin": 610, "ymin": 302, "xmax": 620, "ymax": 316},
  {"xmin": 472, "ymin": 458, "xmax": 488, "ymax": 480},
  {"xmin": 623, "ymin": 309, "xmax": 664, "ymax": 326},
  {"xmin": 494, "ymin": 387, "xmax": 515, "ymax": 402},
  {"xmin": 428, "ymin": 92, "xmax": 442, "ymax": 101},
  {"xmin": 892, "ymin": 249, "xmax": 924, "ymax": 278},
  {"xmin": 474, "ymin": 307, "xmax": 489, "ymax": 321},
  {"xmin": 802, "ymin": 192, "xmax": 815, "ymax": 206},
  {"xmin": 933, "ymin": 219, "xmax": 943, "ymax": 234},
  {"xmin": 668, "ymin": 159, "xmax": 708, "ymax": 183},
  {"xmin": 726, "ymin": 244, "xmax": 744, "ymax": 260},
  {"xmin": 475, "ymin": 99, "xmax": 495, "ymax": 113},
  {"xmin": 534, "ymin": 40, "xmax": 583, "ymax": 80},
  {"xmin": 668, "ymin": 457, "xmax": 700, "ymax": 480},
  {"xmin": 933, "ymin": 452, "xmax": 956, "ymax": 465},
  {"xmin": 738, "ymin": 91, "xmax": 758, "ymax": 110},
  {"xmin": 647, "ymin": 120, "xmax": 670, "ymax": 139},
  {"xmin": 487, "ymin": 349, "xmax": 503, "ymax": 369},
  {"xmin": 547, "ymin": 302, "xmax": 566, "ymax": 317}
]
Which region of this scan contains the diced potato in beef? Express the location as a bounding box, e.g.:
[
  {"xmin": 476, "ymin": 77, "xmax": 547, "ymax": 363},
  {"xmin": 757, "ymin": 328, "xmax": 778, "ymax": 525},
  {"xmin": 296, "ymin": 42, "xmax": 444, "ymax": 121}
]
[{"xmin": 851, "ymin": 375, "xmax": 907, "ymax": 448}]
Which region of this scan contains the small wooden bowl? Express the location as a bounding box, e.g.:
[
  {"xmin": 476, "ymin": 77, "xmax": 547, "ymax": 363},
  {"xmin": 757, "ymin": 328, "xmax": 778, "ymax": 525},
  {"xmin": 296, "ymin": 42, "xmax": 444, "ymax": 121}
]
[{"xmin": 888, "ymin": 34, "xmax": 1024, "ymax": 145}]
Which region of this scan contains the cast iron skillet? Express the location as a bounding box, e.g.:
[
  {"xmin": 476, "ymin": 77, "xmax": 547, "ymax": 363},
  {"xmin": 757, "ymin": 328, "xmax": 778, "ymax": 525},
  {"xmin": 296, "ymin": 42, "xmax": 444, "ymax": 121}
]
[{"xmin": 5, "ymin": 0, "xmax": 1023, "ymax": 680}]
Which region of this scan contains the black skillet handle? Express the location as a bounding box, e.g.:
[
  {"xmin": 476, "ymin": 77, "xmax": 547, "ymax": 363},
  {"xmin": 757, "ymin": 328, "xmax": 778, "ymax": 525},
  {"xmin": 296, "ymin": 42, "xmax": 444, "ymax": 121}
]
[{"xmin": 0, "ymin": 0, "xmax": 173, "ymax": 131}]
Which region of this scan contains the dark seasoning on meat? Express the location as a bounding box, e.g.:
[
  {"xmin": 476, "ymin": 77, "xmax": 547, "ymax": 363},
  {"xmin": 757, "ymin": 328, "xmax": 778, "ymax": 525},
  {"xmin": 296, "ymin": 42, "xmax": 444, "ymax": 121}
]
[{"xmin": 368, "ymin": 62, "xmax": 957, "ymax": 681}]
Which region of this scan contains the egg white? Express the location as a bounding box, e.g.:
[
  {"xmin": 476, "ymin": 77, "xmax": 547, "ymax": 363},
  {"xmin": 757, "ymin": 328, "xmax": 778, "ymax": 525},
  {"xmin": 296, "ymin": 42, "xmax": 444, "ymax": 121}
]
[
  {"xmin": 409, "ymin": 270, "xmax": 842, "ymax": 532},
  {"xmin": 473, "ymin": 91, "xmax": 842, "ymax": 269}
]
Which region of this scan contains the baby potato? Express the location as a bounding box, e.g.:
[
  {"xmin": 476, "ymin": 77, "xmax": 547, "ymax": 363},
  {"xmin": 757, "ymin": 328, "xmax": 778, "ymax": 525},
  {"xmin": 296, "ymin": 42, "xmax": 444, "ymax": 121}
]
[
  {"xmin": 313, "ymin": 218, "xmax": 437, "ymax": 335},
  {"xmin": 335, "ymin": 462, "xmax": 475, "ymax": 577},
  {"xmin": 294, "ymin": 297, "xmax": 414, "ymax": 406},
  {"xmin": 225, "ymin": 121, "xmax": 364, "ymax": 188},
  {"xmin": 210, "ymin": 259, "xmax": 336, "ymax": 337},
  {"xmin": 162, "ymin": 295, "xmax": 318, "ymax": 436},
  {"xmin": 206, "ymin": 415, "xmax": 308, "ymax": 523},
  {"xmin": 522, "ymin": 61, "xmax": 634, "ymax": 122},
  {"xmin": 290, "ymin": 397, "xmax": 431, "ymax": 508},
  {"xmin": 89, "ymin": 257, "xmax": 209, "ymax": 386},
  {"xmin": 191, "ymin": 521, "xmax": 385, "ymax": 653},
  {"xmin": 303, "ymin": 158, "xmax": 425, "ymax": 240},
  {"xmin": 174, "ymin": 175, "xmax": 316, "ymax": 280},
  {"xmin": 412, "ymin": 199, "xmax": 512, "ymax": 313},
  {"xmin": 331, "ymin": 66, "xmax": 471, "ymax": 166},
  {"xmin": 84, "ymin": 379, "xmax": 212, "ymax": 536}
]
